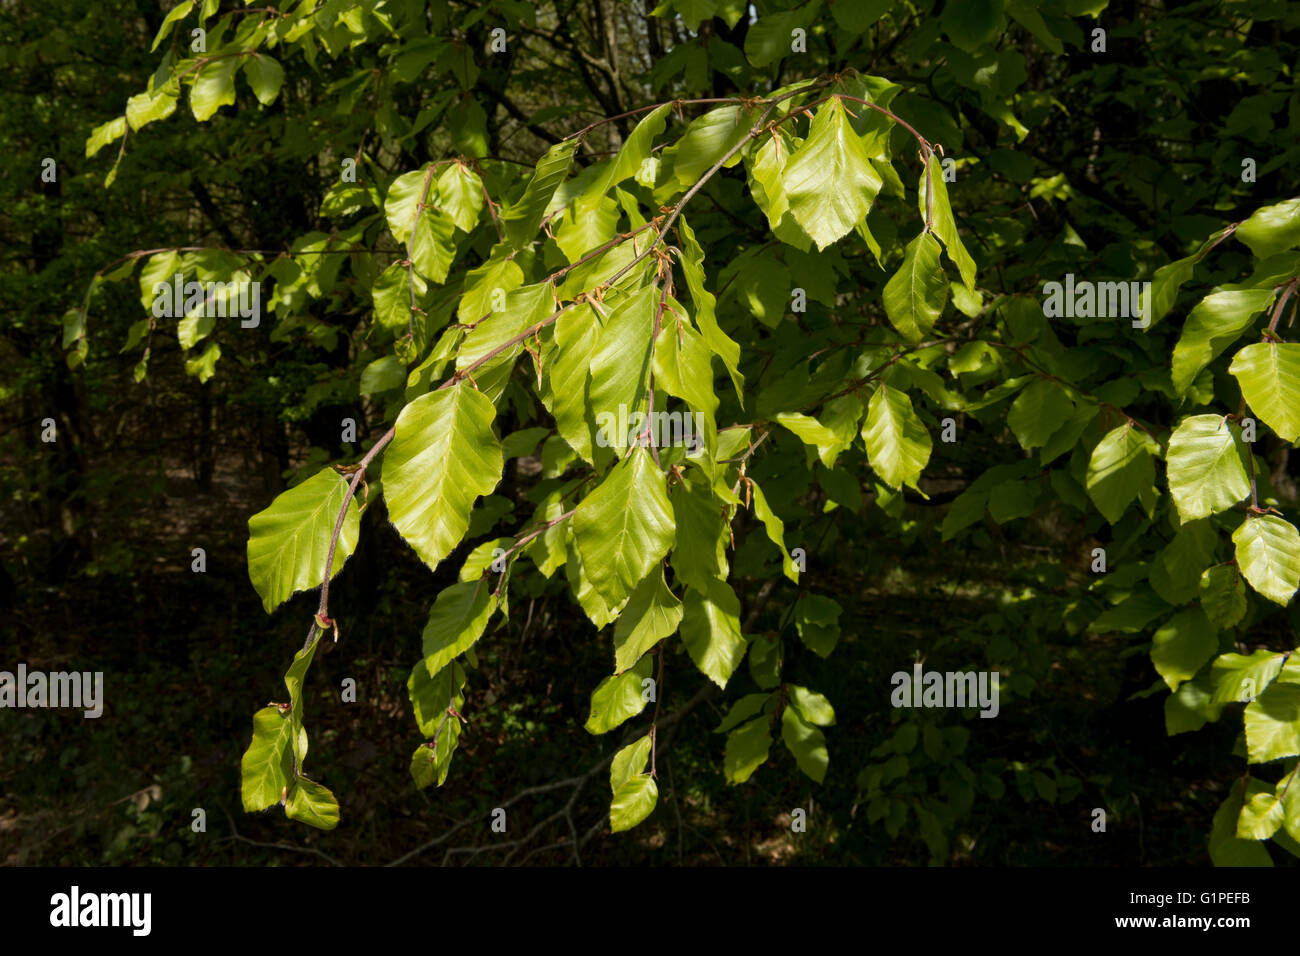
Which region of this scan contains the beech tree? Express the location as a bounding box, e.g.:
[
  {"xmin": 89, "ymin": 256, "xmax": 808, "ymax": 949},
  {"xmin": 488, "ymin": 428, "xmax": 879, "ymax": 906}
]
[{"xmin": 40, "ymin": 0, "xmax": 1300, "ymax": 863}]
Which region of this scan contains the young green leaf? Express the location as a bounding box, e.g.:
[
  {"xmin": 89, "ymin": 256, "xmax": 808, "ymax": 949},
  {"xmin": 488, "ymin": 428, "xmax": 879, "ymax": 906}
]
[
  {"xmin": 862, "ymin": 384, "xmax": 932, "ymax": 491},
  {"xmin": 383, "ymin": 384, "xmax": 505, "ymax": 571},
  {"xmin": 1085, "ymin": 424, "xmax": 1157, "ymax": 524},
  {"xmin": 1150, "ymin": 608, "xmax": 1218, "ymax": 692},
  {"xmin": 1229, "ymin": 342, "xmax": 1300, "ymax": 443},
  {"xmin": 240, "ymin": 706, "xmax": 294, "ymax": 812},
  {"xmin": 680, "ymin": 576, "xmax": 747, "ymax": 688},
  {"xmin": 585, "ymin": 655, "xmax": 654, "ymax": 735},
  {"xmin": 1171, "ymin": 288, "xmax": 1274, "ymax": 395},
  {"xmin": 422, "ymin": 580, "xmax": 496, "ymax": 677},
  {"xmin": 190, "ymin": 57, "xmax": 238, "ymax": 121},
  {"xmin": 724, "ymin": 716, "xmax": 773, "ymax": 784},
  {"xmin": 246, "ymin": 468, "xmax": 361, "ymax": 614},
  {"xmin": 609, "ymin": 735, "xmax": 657, "ymax": 832},
  {"xmin": 918, "ymin": 153, "xmax": 976, "ymax": 290},
  {"xmin": 782, "ymin": 707, "xmax": 829, "ymax": 783},
  {"xmin": 572, "ymin": 446, "xmax": 675, "ymax": 608},
  {"xmin": 1165, "ymin": 414, "xmax": 1251, "ymax": 521},
  {"xmin": 502, "ymin": 139, "xmax": 579, "ymax": 249},
  {"xmin": 781, "ymin": 98, "xmax": 882, "ymax": 250},
  {"xmin": 1232, "ymin": 514, "xmax": 1300, "ymax": 606},
  {"xmin": 883, "ymin": 232, "xmax": 948, "ymax": 342},
  {"xmin": 613, "ymin": 570, "xmax": 683, "ymax": 673}
]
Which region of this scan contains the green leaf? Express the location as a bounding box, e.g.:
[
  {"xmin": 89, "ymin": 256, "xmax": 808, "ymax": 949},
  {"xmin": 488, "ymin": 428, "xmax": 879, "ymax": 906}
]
[
  {"xmin": 410, "ymin": 209, "xmax": 457, "ymax": 285},
  {"xmin": 285, "ymin": 777, "xmax": 339, "ymax": 830},
  {"xmin": 360, "ymin": 355, "xmax": 405, "ymax": 395},
  {"xmin": 1233, "ymin": 514, "xmax": 1300, "ymax": 606},
  {"xmin": 789, "ymin": 685, "xmax": 836, "ymax": 726},
  {"xmin": 1209, "ymin": 786, "xmax": 1274, "ymax": 866},
  {"xmin": 781, "ymin": 98, "xmax": 882, "ymax": 250},
  {"xmin": 549, "ymin": 302, "xmax": 600, "ymax": 463},
  {"xmin": 941, "ymin": 0, "xmax": 1006, "ymax": 52},
  {"xmin": 670, "ymin": 105, "xmax": 759, "ymax": 188},
  {"xmin": 1166, "ymin": 415, "xmax": 1251, "ymax": 522},
  {"xmin": 565, "ymin": 527, "xmax": 627, "ymax": 628},
  {"xmin": 457, "ymin": 281, "xmax": 553, "ymax": 402},
  {"xmin": 126, "ymin": 88, "xmax": 178, "ymax": 131},
  {"xmin": 1006, "ymin": 0, "xmax": 1063, "ymax": 54},
  {"xmin": 774, "ymin": 410, "xmax": 854, "ymax": 469},
  {"xmin": 588, "ymin": 285, "xmax": 656, "ymax": 458},
  {"xmin": 573, "ymin": 446, "xmax": 675, "ymax": 607},
  {"xmin": 681, "ymin": 576, "xmax": 747, "ymax": 688},
  {"xmin": 883, "ymin": 232, "xmax": 948, "ymax": 342},
  {"xmin": 585, "ymin": 656, "xmax": 654, "ymax": 734},
  {"xmin": 744, "ymin": 9, "xmax": 803, "ymax": 67},
  {"xmin": 749, "ymin": 478, "xmax": 798, "ymax": 582},
  {"xmin": 151, "ymin": 0, "xmax": 194, "ymax": 52},
  {"xmin": 408, "ymin": 660, "xmax": 468, "ymax": 738},
  {"xmin": 609, "ymin": 735, "xmax": 656, "ymax": 832},
  {"xmin": 653, "ymin": 321, "xmax": 720, "ymax": 425},
  {"xmin": 372, "ymin": 262, "xmax": 423, "ymax": 330},
  {"xmin": 678, "ymin": 216, "xmax": 744, "ymax": 402},
  {"xmin": 246, "ymin": 468, "xmax": 361, "ymax": 614},
  {"xmin": 1085, "ymin": 424, "xmax": 1156, "ymax": 524},
  {"xmin": 190, "ymin": 57, "xmax": 239, "ymax": 121},
  {"xmin": 284, "ymin": 780, "xmax": 338, "ymax": 832},
  {"xmin": 611, "ymin": 734, "xmax": 652, "ymax": 793},
  {"xmin": 862, "ymin": 384, "xmax": 932, "ymax": 491},
  {"xmin": 1211, "ymin": 650, "xmax": 1285, "ymax": 705},
  {"xmin": 1007, "ymin": 378, "xmax": 1073, "ymax": 450},
  {"xmin": 243, "ymin": 54, "xmax": 284, "ymax": 106},
  {"xmin": 725, "ymin": 717, "xmax": 773, "ymax": 784},
  {"xmin": 1229, "ymin": 342, "xmax": 1300, "ymax": 443},
  {"xmin": 794, "ymin": 595, "xmax": 841, "ymax": 658},
  {"xmin": 1235, "ymin": 197, "xmax": 1300, "ymax": 259},
  {"xmin": 1165, "ymin": 673, "xmax": 1223, "ymax": 736},
  {"xmin": 86, "ymin": 115, "xmax": 127, "ymax": 158},
  {"xmin": 1238, "ymin": 785, "xmax": 1284, "ymax": 840},
  {"xmin": 1200, "ymin": 565, "xmax": 1248, "ymax": 629},
  {"xmin": 384, "ymin": 169, "xmax": 432, "ymax": 245},
  {"xmin": 1245, "ymin": 680, "xmax": 1300, "ymax": 763},
  {"xmin": 422, "ymin": 580, "xmax": 496, "ymax": 678},
  {"xmin": 782, "ymin": 707, "xmax": 829, "ymax": 783},
  {"xmin": 435, "ymin": 163, "xmax": 484, "ymax": 232},
  {"xmin": 613, "ymin": 570, "xmax": 683, "ymax": 673},
  {"xmin": 240, "ymin": 706, "xmax": 293, "ymax": 812},
  {"xmin": 716, "ymin": 694, "xmax": 771, "ymax": 733},
  {"xmin": 668, "ymin": 470, "xmax": 729, "ymax": 591},
  {"xmin": 383, "ymin": 384, "xmax": 504, "ymax": 570},
  {"xmin": 1149, "ymin": 519, "xmax": 1218, "ymax": 606},
  {"xmin": 1150, "ymin": 608, "xmax": 1218, "ymax": 692},
  {"xmin": 1171, "ymin": 288, "xmax": 1274, "ymax": 395},
  {"xmin": 502, "ymin": 139, "xmax": 578, "ymax": 249},
  {"xmin": 583, "ymin": 103, "xmax": 670, "ymax": 205},
  {"xmin": 918, "ymin": 154, "xmax": 977, "ymax": 290},
  {"xmin": 610, "ymin": 774, "xmax": 658, "ymax": 833}
]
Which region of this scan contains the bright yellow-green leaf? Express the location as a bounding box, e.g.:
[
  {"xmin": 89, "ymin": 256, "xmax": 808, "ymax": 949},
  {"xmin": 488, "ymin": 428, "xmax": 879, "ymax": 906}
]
[
  {"xmin": 1166, "ymin": 414, "xmax": 1251, "ymax": 521},
  {"xmin": 246, "ymin": 468, "xmax": 361, "ymax": 614},
  {"xmin": 1233, "ymin": 514, "xmax": 1300, "ymax": 606},
  {"xmin": 572, "ymin": 446, "xmax": 675, "ymax": 608},
  {"xmin": 781, "ymin": 98, "xmax": 882, "ymax": 250},
  {"xmin": 383, "ymin": 384, "xmax": 504, "ymax": 570},
  {"xmin": 1229, "ymin": 342, "xmax": 1300, "ymax": 443}
]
